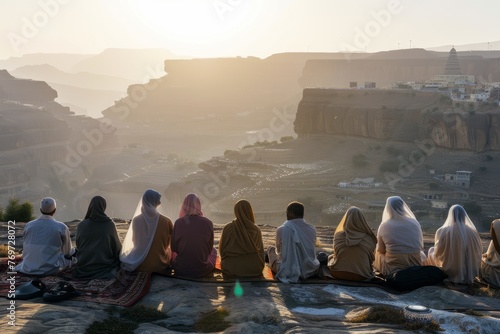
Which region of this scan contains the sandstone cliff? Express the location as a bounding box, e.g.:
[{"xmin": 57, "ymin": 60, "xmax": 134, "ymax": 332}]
[
  {"xmin": 294, "ymin": 88, "xmax": 500, "ymax": 151},
  {"xmin": 102, "ymin": 53, "xmax": 352, "ymax": 120}
]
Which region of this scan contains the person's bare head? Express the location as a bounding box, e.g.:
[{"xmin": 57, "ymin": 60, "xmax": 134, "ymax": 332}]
[{"xmin": 286, "ymin": 201, "xmax": 304, "ymax": 220}]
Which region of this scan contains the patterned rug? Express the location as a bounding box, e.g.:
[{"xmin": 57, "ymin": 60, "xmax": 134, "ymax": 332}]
[{"xmin": 0, "ymin": 257, "xmax": 151, "ymax": 307}]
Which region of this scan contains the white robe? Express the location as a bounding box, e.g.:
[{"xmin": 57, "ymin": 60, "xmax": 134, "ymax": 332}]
[
  {"xmin": 275, "ymin": 218, "xmax": 320, "ymax": 283},
  {"xmin": 15, "ymin": 215, "xmax": 74, "ymax": 276},
  {"xmin": 374, "ymin": 196, "xmax": 425, "ymax": 276},
  {"xmin": 425, "ymin": 205, "xmax": 482, "ymax": 284}
]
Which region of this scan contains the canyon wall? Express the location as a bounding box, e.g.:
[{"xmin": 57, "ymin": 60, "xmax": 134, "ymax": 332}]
[
  {"xmin": 102, "ymin": 50, "xmax": 500, "ymax": 123},
  {"xmin": 0, "ymin": 70, "xmax": 117, "ymax": 211},
  {"xmin": 102, "ymin": 53, "xmax": 354, "ymax": 120},
  {"xmin": 294, "ymin": 88, "xmax": 500, "ymax": 151}
]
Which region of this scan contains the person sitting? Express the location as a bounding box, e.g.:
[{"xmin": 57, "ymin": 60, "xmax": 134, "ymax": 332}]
[
  {"xmin": 120, "ymin": 189, "xmax": 174, "ymax": 273},
  {"xmin": 219, "ymin": 199, "xmax": 265, "ymax": 277},
  {"xmin": 15, "ymin": 197, "xmax": 75, "ymax": 276},
  {"xmin": 374, "ymin": 196, "xmax": 426, "ymax": 276},
  {"xmin": 480, "ymin": 219, "xmax": 500, "ymax": 288},
  {"xmin": 171, "ymin": 193, "xmax": 217, "ymax": 277},
  {"xmin": 425, "ymin": 205, "xmax": 482, "ymax": 284},
  {"xmin": 267, "ymin": 201, "xmax": 320, "ymax": 283},
  {"xmin": 75, "ymin": 196, "xmax": 122, "ymax": 279},
  {"xmin": 328, "ymin": 207, "xmax": 377, "ymax": 281}
]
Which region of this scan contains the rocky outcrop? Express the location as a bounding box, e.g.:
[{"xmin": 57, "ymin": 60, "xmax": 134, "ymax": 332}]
[
  {"xmin": 102, "ymin": 53, "xmax": 350, "ymax": 120},
  {"xmin": 101, "ymin": 50, "xmax": 500, "ymax": 121},
  {"xmin": 2, "ymin": 221, "xmax": 500, "ymax": 333},
  {"xmin": 0, "ymin": 69, "xmax": 58, "ymax": 103},
  {"xmin": 294, "ymin": 88, "xmax": 500, "ymax": 151},
  {"xmin": 0, "ymin": 70, "xmax": 117, "ymax": 215}
]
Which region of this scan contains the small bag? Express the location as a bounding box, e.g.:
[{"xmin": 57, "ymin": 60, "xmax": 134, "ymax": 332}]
[{"xmin": 386, "ymin": 266, "xmax": 448, "ymax": 291}]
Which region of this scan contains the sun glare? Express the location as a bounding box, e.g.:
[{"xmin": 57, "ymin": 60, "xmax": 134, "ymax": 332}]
[
  {"xmin": 124, "ymin": 0, "xmax": 266, "ymax": 56},
  {"xmin": 138, "ymin": 2, "xmax": 212, "ymax": 41}
]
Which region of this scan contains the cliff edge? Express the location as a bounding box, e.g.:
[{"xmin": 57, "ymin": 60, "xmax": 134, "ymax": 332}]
[{"xmin": 294, "ymin": 88, "xmax": 500, "ymax": 151}]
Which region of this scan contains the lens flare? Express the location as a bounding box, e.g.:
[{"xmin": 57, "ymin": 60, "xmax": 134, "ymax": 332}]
[{"xmin": 234, "ymin": 280, "xmax": 243, "ymax": 298}]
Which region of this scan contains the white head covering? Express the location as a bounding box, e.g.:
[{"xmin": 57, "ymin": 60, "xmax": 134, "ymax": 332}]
[
  {"xmin": 377, "ymin": 196, "xmax": 423, "ymax": 254},
  {"xmin": 382, "ymin": 196, "xmax": 416, "ymax": 222},
  {"xmin": 119, "ymin": 189, "xmax": 162, "ymax": 271},
  {"xmin": 40, "ymin": 197, "xmax": 56, "ymax": 214},
  {"xmin": 429, "ymin": 204, "xmax": 482, "ymax": 283}
]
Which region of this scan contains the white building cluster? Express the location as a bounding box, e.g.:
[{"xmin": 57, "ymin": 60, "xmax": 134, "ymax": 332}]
[{"xmin": 392, "ymin": 48, "xmax": 500, "ymax": 105}]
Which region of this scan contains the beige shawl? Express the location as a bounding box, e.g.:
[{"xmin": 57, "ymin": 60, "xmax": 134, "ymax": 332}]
[
  {"xmin": 328, "ymin": 207, "xmax": 376, "ymax": 280},
  {"xmin": 426, "ymin": 205, "xmax": 482, "ymax": 284},
  {"xmin": 219, "ymin": 200, "xmax": 265, "ymax": 276}
]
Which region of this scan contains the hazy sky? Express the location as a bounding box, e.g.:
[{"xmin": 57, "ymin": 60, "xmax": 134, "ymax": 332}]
[{"xmin": 1, "ymin": 0, "xmax": 499, "ymax": 59}]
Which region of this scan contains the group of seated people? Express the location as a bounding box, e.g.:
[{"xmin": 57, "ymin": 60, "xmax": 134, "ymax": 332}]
[{"xmin": 13, "ymin": 192, "xmax": 500, "ymax": 288}]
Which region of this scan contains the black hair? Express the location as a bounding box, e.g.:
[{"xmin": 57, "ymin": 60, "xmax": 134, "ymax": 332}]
[{"xmin": 287, "ymin": 201, "xmax": 304, "ymax": 218}]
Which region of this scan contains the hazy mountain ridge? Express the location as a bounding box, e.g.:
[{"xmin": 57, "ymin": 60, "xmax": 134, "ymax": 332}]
[
  {"xmin": 0, "ymin": 53, "xmax": 93, "ymax": 72},
  {"xmin": 11, "ymin": 64, "xmax": 133, "ymax": 91},
  {"xmin": 427, "ymin": 39, "xmax": 500, "ymax": 54},
  {"xmin": 69, "ymin": 48, "xmax": 179, "ymax": 81},
  {"xmin": 1, "ymin": 48, "xmax": 179, "ymax": 117},
  {"xmin": 300, "ymin": 51, "xmax": 500, "ymax": 88}
]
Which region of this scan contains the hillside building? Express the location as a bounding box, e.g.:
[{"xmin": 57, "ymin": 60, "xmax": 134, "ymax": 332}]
[{"xmin": 444, "ymin": 170, "xmax": 471, "ymax": 188}]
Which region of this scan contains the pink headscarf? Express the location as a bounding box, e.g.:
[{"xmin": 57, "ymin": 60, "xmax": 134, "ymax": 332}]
[{"xmin": 179, "ymin": 193, "xmax": 204, "ymax": 217}]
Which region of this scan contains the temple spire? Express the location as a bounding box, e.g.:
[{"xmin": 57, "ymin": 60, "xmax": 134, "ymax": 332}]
[{"xmin": 444, "ymin": 47, "xmax": 462, "ymax": 75}]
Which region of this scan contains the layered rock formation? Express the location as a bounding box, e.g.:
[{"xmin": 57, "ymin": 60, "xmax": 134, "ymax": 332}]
[
  {"xmin": 0, "ymin": 70, "xmax": 71, "ymax": 198},
  {"xmin": 100, "ymin": 49, "xmax": 500, "ymax": 122},
  {"xmin": 294, "ymin": 88, "xmax": 500, "ymax": 151},
  {"xmin": 102, "ymin": 53, "xmax": 356, "ymax": 120},
  {"xmin": 0, "ymin": 70, "xmax": 117, "ymax": 216}
]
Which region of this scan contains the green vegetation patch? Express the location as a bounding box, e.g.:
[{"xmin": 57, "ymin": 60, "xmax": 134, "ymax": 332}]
[
  {"xmin": 429, "ymin": 182, "xmax": 440, "ymax": 190},
  {"xmin": 463, "ymin": 201, "xmax": 482, "ymax": 215},
  {"xmin": 120, "ymin": 305, "xmax": 168, "ymax": 323},
  {"xmin": 379, "ymin": 159, "xmax": 399, "ymax": 173},
  {"xmin": 86, "ymin": 317, "xmax": 138, "ymax": 334},
  {"xmin": 352, "ymin": 153, "xmax": 368, "ymax": 167},
  {"xmin": 194, "ymin": 307, "xmax": 231, "ymax": 333},
  {"xmin": 0, "ymin": 197, "xmax": 34, "ymax": 223},
  {"xmin": 86, "ymin": 305, "xmax": 167, "ymax": 334}
]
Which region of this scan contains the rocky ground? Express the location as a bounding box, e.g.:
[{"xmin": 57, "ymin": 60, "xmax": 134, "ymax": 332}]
[{"xmin": 1, "ymin": 221, "xmax": 500, "ymax": 333}]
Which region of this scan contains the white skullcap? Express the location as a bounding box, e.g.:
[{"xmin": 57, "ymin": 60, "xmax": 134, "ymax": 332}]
[{"xmin": 40, "ymin": 197, "xmax": 56, "ymax": 214}]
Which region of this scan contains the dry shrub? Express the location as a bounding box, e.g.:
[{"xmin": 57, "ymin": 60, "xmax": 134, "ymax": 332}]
[
  {"xmin": 194, "ymin": 306, "xmax": 230, "ymax": 333},
  {"xmin": 349, "ymin": 305, "xmax": 443, "ymax": 333}
]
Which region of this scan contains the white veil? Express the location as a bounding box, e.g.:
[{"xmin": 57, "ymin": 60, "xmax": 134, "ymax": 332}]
[
  {"xmin": 377, "ymin": 196, "xmax": 424, "ymax": 255},
  {"xmin": 119, "ymin": 189, "xmax": 162, "ymax": 271},
  {"xmin": 432, "ymin": 204, "xmax": 482, "ymax": 283},
  {"xmin": 381, "ymin": 196, "xmax": 417, "ymax": 222}
]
